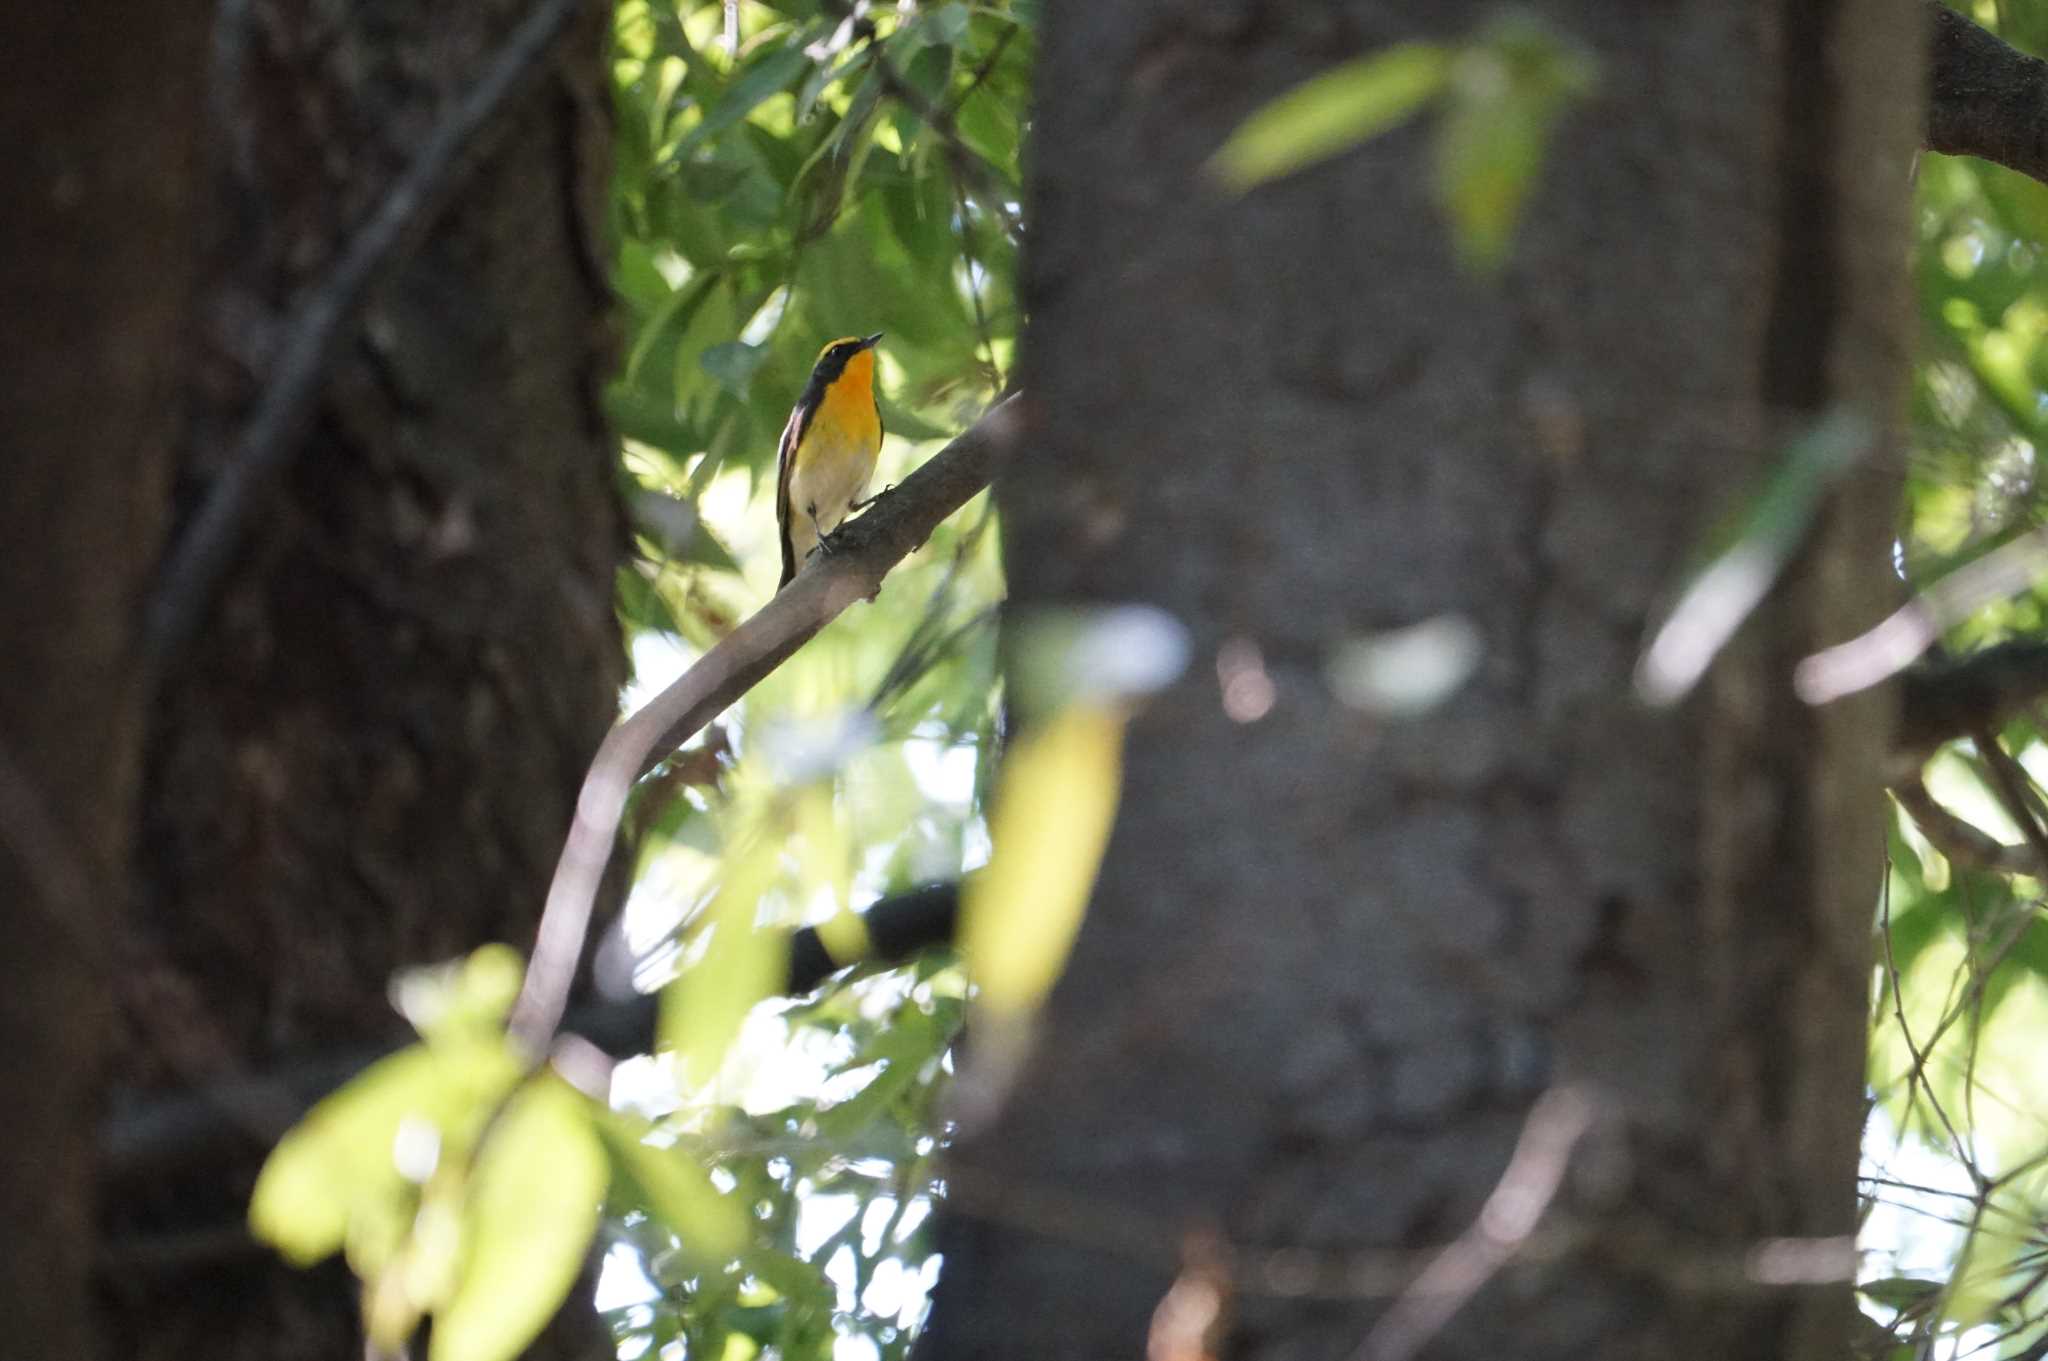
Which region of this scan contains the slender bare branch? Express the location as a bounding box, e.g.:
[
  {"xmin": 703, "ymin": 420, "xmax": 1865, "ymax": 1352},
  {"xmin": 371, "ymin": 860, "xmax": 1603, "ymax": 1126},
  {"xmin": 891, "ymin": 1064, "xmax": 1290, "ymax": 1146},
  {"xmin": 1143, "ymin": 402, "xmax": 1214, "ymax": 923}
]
[
  {"xmin": 1798, "ymin": 524, "xmax": 2048, "ymax": 707},
  {"xmin": 1353, "ymin": 1087, "xmax": 1599, "ymax": 1361}
]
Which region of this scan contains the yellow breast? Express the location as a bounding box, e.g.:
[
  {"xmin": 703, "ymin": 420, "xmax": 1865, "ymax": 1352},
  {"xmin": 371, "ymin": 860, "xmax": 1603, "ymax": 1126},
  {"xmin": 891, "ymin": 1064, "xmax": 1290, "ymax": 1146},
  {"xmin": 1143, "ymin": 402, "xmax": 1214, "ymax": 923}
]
[{"xmin": 815, "ymin": 349, "xmax": 880, "ymax": 447}]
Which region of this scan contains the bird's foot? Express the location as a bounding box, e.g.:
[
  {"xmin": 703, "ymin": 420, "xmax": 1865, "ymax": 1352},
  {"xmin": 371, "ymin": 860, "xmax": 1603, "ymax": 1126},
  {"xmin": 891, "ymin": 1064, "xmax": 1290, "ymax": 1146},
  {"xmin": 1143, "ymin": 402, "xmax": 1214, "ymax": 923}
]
[{"xmin": 849, "ymin": 483, "xmax": 895, "ymax": 513}]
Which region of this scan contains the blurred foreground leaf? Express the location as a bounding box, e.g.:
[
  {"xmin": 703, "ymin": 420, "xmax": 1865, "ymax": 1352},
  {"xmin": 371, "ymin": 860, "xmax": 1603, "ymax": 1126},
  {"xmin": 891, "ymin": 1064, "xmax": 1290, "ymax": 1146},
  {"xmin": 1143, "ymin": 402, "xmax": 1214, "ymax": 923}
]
[
  {"xmin": 1209, "ymin": 43, "xmax": 1448, "ymax": 191},
  {"xmin": 1432, "ymin": 12, "xmax": 1595, "ymax": 271},
  {"xmin": 432, "ymin": 1076, "xmax": 608, "ymax": 1361},
  {"xmin": 249, "ymin": 1037, "xmax": 522, "ymax": 1269},
  {"xmin": 959, "ymin": 703, "xmax": 1125, "ymax": 1015}
]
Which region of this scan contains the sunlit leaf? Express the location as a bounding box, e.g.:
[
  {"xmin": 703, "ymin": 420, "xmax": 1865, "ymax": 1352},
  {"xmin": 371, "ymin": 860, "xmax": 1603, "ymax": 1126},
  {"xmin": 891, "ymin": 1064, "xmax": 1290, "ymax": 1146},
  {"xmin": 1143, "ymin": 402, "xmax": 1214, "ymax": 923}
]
[
  {"xmin": 813, "ymin": 1009, "xmax": 941, "ymax": 1137},
  {"xmin": 390, "ymin": 944, "xmax": 525, "ymax": 1046},
  {"xmin": 959, "ymin": 702, "xmax": 1124, "ymax": 1015},
  {"xmin": 1943, "ymin": 1220, "xmax": 2032, "ymax": 1333},
  {"xmin": 430, "ymin": 1077, "xmax": 608, "ymax": 1361},
  {"xmin": 1209, "ymin": 43, "xmax": 1449, "ymax": 192},
  {"xmin": 249, "ymin": 1039, "xmax": 522, "ymax": 1269}
]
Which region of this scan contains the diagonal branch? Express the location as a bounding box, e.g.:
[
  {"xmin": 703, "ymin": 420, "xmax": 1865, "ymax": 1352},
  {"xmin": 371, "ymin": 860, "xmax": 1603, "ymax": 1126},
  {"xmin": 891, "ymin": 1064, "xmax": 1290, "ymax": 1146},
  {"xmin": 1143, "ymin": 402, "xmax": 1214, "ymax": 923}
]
[
  {"xmin": 504, "ymin": 396, "xmax": 1023, "ymax": 1055},
  {"xmin": 1926, "ymin": 0, "xmax": 2048, "ymax": 185}
]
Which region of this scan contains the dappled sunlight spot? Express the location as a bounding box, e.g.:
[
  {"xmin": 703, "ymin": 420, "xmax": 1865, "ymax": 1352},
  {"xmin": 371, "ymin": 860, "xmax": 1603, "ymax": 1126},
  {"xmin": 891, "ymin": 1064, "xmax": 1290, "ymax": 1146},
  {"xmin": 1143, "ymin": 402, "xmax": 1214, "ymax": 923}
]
[
  {"xmin": 1328, "ymin": 614, "xmax": 1482, "ymax": 718},
  {"xmin": 1215, "ymin": 636, "xmax": 1275, "ymax": 723},
  {"xmin": 596, "ymin": 1242, "xmax": 663, "ymax": 1312},
  {"xmin": 623, "ymin": 632, "xmax": 698, "ymax": 713},
  {"xmin": 1924, "ymin": 746, "xmax": 2027, "ymax": 848},
  {"xmin": 1861, "ymin": 1109, "xmax": 1976, "ymax": 1287},
  {"xmin": 900, "ymin": 732, "xmax": 980, "ymax": 806},
  {"xmin": 608, "ymin": 1053, "xmax": 682, "ymax": 1123},
  {"xmin": 835, "ymin": 1332, "xmax": 883, "ymax": 1361}
]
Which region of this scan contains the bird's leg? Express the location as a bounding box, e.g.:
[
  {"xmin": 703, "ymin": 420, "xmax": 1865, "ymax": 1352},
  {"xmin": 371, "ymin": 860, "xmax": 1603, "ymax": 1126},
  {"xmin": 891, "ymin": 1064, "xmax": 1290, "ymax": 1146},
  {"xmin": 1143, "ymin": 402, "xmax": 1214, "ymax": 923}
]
[{"xmin": 809, "ymin": 502, "xmax": 845, "ymax": 559}]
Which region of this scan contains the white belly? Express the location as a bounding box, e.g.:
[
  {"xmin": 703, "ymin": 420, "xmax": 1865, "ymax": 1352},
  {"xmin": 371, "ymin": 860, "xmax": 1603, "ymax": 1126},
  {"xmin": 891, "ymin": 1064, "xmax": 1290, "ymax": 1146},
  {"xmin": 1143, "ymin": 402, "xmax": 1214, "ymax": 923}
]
[{"xmin": 787, "ymin": 426, "xmax": 878, "ymax": 560}]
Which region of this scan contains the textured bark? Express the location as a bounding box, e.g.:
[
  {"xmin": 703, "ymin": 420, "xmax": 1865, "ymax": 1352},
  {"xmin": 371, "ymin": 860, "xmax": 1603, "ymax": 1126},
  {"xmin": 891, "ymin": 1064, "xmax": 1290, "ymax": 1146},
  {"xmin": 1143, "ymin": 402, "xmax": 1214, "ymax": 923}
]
[
  {"xmin": 924, "ymin": 2, "xmax": 1915, "ymax": 1360},
  {"xmin": 1926, "ymin": 0, "xmax": 2048, "ymax": 184},
  {"xmin": 0, "ymin": 6, "xmax": 211, "ymax": 1357},
  {"xmin": 101, "ymin": 0, "xmax": 622, "ymax": 1356}
]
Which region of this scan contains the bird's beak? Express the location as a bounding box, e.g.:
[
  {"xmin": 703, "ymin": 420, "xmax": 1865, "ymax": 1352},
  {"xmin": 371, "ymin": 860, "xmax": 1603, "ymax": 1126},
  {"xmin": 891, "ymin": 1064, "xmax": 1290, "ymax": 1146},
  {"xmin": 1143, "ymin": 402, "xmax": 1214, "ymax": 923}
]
[{"xmin": 861, "ymin": 332, "xmax": 884, "ymax": 348}]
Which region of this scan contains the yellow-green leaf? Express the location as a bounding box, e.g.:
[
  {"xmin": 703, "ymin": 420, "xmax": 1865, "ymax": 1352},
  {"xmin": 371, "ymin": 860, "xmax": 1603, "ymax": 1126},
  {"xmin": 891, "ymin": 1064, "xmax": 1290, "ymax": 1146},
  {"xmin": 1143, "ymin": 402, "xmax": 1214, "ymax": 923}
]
[
  {"xmin": 1210, "ymin": 43, "xmax": 1449, "ymax": 192},
  {"xmin": 1431, "ymin": 14, "xmax": 1596, "ymax": 273},
  {"xmin": 430, "ymin": 1077, "xmax": 607, "ymax": 1361},
  {"xmin": 958, "ymin": 703, "xmax": 1125, "ymax": 1015},
  {"xmin": 249, "ymin": 1038, "xmax": 522, "ymax": 1268},
  {"xmin": 390, "ymin": 944, "xmax": 527, "ymax": 1046}
]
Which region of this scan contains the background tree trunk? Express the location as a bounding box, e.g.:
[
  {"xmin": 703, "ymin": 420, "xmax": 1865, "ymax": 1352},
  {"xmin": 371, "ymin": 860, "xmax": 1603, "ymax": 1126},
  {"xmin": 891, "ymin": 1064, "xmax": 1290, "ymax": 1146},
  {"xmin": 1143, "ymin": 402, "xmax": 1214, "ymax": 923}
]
[
  {"xmin": 1, "ymin": 6, "xmax": 212, "ymax": 1358},
  {"xmin": 924, "ymin": 2, "xmax": 1916, "ymax": 1358},
  {"xmin": 97, "ymin": 0, "xmax": 623, "ymax": 1356}
]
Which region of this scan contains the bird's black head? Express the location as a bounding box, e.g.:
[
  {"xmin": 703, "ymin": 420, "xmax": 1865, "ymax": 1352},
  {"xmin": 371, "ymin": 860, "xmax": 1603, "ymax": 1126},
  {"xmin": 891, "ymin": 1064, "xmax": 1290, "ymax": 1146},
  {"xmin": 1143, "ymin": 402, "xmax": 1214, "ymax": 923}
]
[{"xmin": 810, "ymin": 332, "xmax": 883, "ymax": 384}]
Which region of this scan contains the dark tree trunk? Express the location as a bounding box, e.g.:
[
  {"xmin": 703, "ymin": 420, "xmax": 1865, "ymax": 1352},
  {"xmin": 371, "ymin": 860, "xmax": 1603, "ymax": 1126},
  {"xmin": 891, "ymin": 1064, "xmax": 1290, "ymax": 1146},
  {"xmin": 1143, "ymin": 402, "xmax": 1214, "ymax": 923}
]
[
  {"xmin": 925, "ymin": 3, "xmax": 1915, "ymax": 1359},
  {"xmin": 99, "ymin": 0, "xmax": 623, "ymax": 1356},
  {"xmin": 0, "ymin": 5, "xmax": 212, "ymax": 1358}
]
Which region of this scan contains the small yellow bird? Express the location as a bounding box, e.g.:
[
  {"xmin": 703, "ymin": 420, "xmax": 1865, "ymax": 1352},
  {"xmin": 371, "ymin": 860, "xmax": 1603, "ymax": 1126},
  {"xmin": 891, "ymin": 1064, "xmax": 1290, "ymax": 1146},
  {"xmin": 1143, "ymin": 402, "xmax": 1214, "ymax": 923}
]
[{"xmin": 776, "ymin": 333, "xmax": 884, "ymax": 588}]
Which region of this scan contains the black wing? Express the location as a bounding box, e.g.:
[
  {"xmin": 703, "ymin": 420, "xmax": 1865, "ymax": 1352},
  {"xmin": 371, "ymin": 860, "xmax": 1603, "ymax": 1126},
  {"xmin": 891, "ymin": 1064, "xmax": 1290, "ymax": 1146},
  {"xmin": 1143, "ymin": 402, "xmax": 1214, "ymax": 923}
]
[{"xmin": 775, "ymin": 396, "xmax": 812, "ymax": 589}]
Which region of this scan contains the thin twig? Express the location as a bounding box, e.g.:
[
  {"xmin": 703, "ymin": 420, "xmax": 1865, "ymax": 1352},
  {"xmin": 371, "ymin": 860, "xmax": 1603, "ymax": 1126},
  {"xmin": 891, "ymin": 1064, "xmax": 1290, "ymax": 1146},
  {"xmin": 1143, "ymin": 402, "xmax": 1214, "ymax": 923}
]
[
  {"xmin": 1354, "ymin": 1086, "xmax": 1598, "ymax": 1361},
  {"xmin": 1797, "ymin": 523, "xmax": 2048, "ymax": 705},
  {"xmin": 503, "ymin": 396, "xmax": 1022, "ymax": 1054},
  {"xmin": 1879, "ymin": 860, "xmax": 1978, "ymax": 1177},
  {"xmin": 142, "ymin": 0, "xmax": 593, "ymax": 678}
]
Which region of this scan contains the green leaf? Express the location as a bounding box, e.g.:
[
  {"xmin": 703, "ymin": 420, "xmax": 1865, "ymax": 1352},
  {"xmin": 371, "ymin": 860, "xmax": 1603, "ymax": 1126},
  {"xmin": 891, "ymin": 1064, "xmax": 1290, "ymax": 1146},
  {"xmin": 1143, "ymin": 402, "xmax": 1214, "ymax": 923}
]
[
  {"xmin": 813, "ymin": 1023, "xmax": 937, "ymax": 1138},
  {"xmin": 1209, "ymin": 43, "xmax": 1449, "ymax": 192},
  {"xmin": 1431, "ymin": 13, "xmax": 1597, "ymax": 272},
  {"xmin": 928, "ymin": 2, "xmax": 972, "ymax": 49},
  {"xmin": 672, "ymin": 46, "xmax": 815, "ymax": 161},
  {"xmin": 599, "ymin": 1112, "xmax": 751, "ymax": 1262},
  {"xmin": 626, "ymin": 271, "xmax": 721, "ymax": 385},
  {"xmin": 953, "ymin": 86, "xmax": 1022, "ymax": 187},
  {"xmin": 701, "ymin": 340, "xmax": 770, "ymax": 398},
  {"xmin": 430, "ymin": 1077, "xmax": 608, "ymax": 1361},
  {"xmin": 1858, "ymin": 1275, "xmax": 1943, "ymax": 1311},
  {"xmin": 607, "ymin": 384, "xmax": 698, "ymax": 454},
  {"xmin": 249, "ymin": 1039, "xmax": 522, "ymax": 1268}
]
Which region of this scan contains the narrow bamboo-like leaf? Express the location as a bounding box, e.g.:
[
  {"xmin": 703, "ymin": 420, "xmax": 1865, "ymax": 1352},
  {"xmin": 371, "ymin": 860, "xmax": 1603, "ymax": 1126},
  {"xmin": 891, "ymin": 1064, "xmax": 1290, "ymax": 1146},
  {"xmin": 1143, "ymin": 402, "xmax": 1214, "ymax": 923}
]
[
  {"xmin": 430, "ymin": 1077, "xmax": 608, "ymax": 1361},
  {"xmin": 1210, "ymin": 44, "xmax": 1449, "ymax": 192},
  {"xmin": 672, "ymin": 46, "xmax": 814, "ymax": 161},
  {"xmin": 958, "ymin": 703, "xmax": 1125, "ymax": 1014},
  {"xmin": 1637, "ymin": 408, "xmax": 1872, "ymax": 704},
  {"xmin": 1431, "ymin": 14, "xmax": 1597, "ymax": 272}
]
